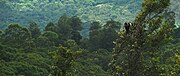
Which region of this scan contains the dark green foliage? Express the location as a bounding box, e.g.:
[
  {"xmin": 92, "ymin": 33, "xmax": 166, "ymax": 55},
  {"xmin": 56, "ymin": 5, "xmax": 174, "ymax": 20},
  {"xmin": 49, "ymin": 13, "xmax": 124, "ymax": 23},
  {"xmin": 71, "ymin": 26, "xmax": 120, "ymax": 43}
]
[
  {"xmin": 81, "ymin": 49, "xmax": 112, "ymax": 71},
  {"xmin": 52, "ymin": 46, "xmax": 74, "ymax": 76},
  {"xmin": 0, "ymin": 44, "xmax": 50, "ymax": 76},
  {"xmin": 0, "ymin": 30, "xmax": 3, "ymax": 43},
  {"xmin": 70, "ymin": 16, "xmax": 83, "ymax": 31},
  {"xmin": 50, "ymin": 44, "xmax": 82, "ymax": 76},
  {"xmin": 56, "ymin": 15, "xmax": 83, "ymax": 44},
  {"xmin": 99, "ymin": 20, "xmax": 120, "ymax": 51},
  {"xmin": 0, "ymin": 30, "xmax": 2, "ymax": 34},
  {"xmin": 70, "ymin": 16, "xmax": 83, "ymax": 44},
  {"xmin": 173, "ymin": 27, "xmax": 180, "ymax": 38},
  {"xmin": 79, "ymin": 38, "xmax": 89, "ymax": 49},
  {"xmin": 42, "ymin": 31, "xmax": 59, "ymax": 46},
  {"xmin": 0, "ymin": 1, "xmax": 179, "ymax": 75},
  {"xmin": 42, "ymin": 31, "xmax": 59, "ymax": 41},
  {"xmin": 45, "ymin": 22, "xmax": 57, "ymax": 32},
  {"xmin": 110, "ymin": 0, "xmax": 178, "ymax": 76},
  {"xmin": 1, "ymin": 24, "xmax": 31, "ymax": 48},
  {"xmin": 57, "ymin": 15, "xmax": 72, "ymax": 40},
  {"xmin": 71, "ymin": 61, "xmax": 110, "ymax": 76},
  {"xmin": 8, "ymin": 61, "xmax": 48, "ymax": 76},
  {"xmin": 88, "ymin": 21, "xmax": 102, "ymax": 51},
  {"xmin": 0, "ymin": 60, "xmax": 16, "ymax": 75},
  {"xmin": 28, "ymin": 22, "xmax": 41, "ymax": 39},
  {"xmin": 71, "ymin": 31, "xmax": 82, "ymax": 44},
  {"xmin": 0, "ymin": 44, "xmax": 16, "ymax": 62},
  {"xmin": 88, "ymin": 20, "xmax": 120, "ymax": 51},
  {"xmin": 89, "ymin": 21, "xmax": 101, "ymax": 31},
  {"xmin": 35, "ymin": 31, "xmax": 59, "ymax": 47},
  {"xmin": 88, "ymin": 27, "xmax": 101, "ymax": 50},
  {"xmin": 104, "ymin": 19, "xmax": 121, "ymax": 31}
]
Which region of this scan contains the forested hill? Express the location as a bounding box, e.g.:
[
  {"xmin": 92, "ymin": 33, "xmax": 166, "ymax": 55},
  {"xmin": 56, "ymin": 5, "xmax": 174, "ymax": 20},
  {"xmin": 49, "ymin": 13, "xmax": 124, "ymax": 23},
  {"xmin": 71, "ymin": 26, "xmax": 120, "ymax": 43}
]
[
  {"xmin": 0, "ymin": 0, "xmax": 180, "ymax": 76},
  {"xmin": 0, "ymin": 0, "xmax": 179, "ymax": 29},
  {"xmin": 0, "ymin": 0, "xmax": 142, "ymax": 29}
]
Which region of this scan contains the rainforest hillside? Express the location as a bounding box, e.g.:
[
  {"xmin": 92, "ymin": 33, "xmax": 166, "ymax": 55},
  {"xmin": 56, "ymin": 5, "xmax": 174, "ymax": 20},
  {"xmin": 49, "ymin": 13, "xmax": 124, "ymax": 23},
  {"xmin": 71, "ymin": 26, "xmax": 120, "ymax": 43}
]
[
  {"xmin": 0, "ymin": 0, "xmax": 180, "ymax": 76},
  {"xmin": 0, "ymin": 0, "xmax": 179, "ymax": 29}
]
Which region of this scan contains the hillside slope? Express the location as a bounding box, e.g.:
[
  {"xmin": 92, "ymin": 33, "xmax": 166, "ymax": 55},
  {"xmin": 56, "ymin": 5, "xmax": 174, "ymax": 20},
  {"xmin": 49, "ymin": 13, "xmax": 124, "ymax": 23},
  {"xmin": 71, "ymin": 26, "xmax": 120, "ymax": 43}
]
[{"xmin": 0, "ymin": 0, "xmax": 179, "ymax": 28}]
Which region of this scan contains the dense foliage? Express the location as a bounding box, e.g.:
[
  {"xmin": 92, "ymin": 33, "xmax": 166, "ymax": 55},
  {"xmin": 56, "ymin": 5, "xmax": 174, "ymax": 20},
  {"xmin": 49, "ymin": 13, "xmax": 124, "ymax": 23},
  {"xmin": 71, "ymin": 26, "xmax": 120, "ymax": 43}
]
[
  {"xmin": 0, "ymin": 0, "xmax": 179, "ymax": 76},
  {"xmin": 109, "ymin": 0, "xmax": 180, "ymax": 76},
  {"xmin": 0, "ymin": 0, "xmax": 179, "ymax": 29}
]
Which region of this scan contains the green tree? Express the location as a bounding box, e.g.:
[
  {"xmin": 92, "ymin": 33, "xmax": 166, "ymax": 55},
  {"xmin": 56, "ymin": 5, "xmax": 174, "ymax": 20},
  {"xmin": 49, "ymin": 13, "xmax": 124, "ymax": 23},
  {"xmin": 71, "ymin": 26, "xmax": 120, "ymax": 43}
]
[
  {"xmin": 0, "ymin": 44, "xmax": 50, "ymax": 76},
  {"xmin": 89, "ymin": 21, "xmax": 101, "ymax": 31},
  {"xmin": 79, "ymin": 38, "xmax": 89, "ymax": 49},
  {"xmin": 1, "ymin": 24, "xmax": 32, "ymax": 48},
  {"xmin": 0, "ymin": 30, "xmax": 3, "ymax": 43},
  {"xmin": 104, "ymin": 19, "xmax": 121, "ymax": 32},
  {"xmin": 0, "ymin": 30, "xmax": 2, "ymax": 34},
  {"xmin": 71, "ymin": 46, "xmax": 112, "ymax": 75},
  {"xmin": 0, "ymin": 60, "xmax": 15, "ymax": 75},
  {"xmin": 71, "ymin": 30, "xmax": 82, "ymax": 44},
  {"xmin": 45, "ymin": 22, "xmax": 57, "ymax": 33},
  {"xmin": 88, "ymin": 21, "xmax": 101, "ymax": 51},
  {"xmin": 99, "ymin": 20, "xmax": 120, "ymax": 51},
  {"xmin": 50, "ymin": 44, "xmax": 82, "ymax": 76},
  {"xmin": 109, "ymin": 0, "xmax": 176, "ymax": 76},
  {"xmin": 90, "ymin": 49, "xmax": 112, "ymax": 71},
  {"xmin": 35, "ymin": 31, "xmax": 58, "ymax": 47},
  {"xmin": 88, "ymin": 20, "xmax": 120, "ymax": 51},
  {"xmin": 57, "ymin": 15, "xmax": 72, "ymax": 40},
  {"xmin": 158, "ymin": 41, "xmax": 180, "ymax": 76},
  {"xmin": 56, "ymin": 15, "xmax": 83, "ymax": 44},
  {"xmin": 28, "ymin": 22, "xmax": 41, "ymax": 39},
  {"xmin": 70, "ymin": 16, "xmax": 83, "ymax": 44},
  {"xmin": 70, "ymin": 16, "xmax": 82, "ymax": 31}
]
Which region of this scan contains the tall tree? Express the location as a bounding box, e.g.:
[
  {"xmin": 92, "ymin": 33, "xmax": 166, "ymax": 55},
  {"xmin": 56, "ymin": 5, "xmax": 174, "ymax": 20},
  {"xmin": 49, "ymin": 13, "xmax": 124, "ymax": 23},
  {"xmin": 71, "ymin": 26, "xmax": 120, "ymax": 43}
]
[
  {"xmin": 45, "ymin": 22, "xmax": 57, "ymax": 33},
  {"xmin": 50, "ymin": 41, "xmax": 82, "ymax": 76},
  {"xmin": 70, "ymin": 16, "xmax": 83, "ymax": 44},
  {"xmin": 88, "ymin": 21, "xmax": 101, "ymax": 51},
  {"xmin": 70, "ymin": 16, "xmax": 82, "ymax": 31},
  {"xmin": 28, "ymin": 22, "xmax": 41, "ymax": 39},
  {"xmin": 57, "ymin": 15, "xmax": 72, "ymax": 40},
  {"xmin": 109, "ymin": 0, "xmax": 176, "ymax": 76},
  {"xmin": 71, "ymin": 30, "xmax": 82, "ymax": 44},
  {"xmin": 1, "ymin": 24, "xmax": 32, "ymax": 48},
  {"xmin": 35, "ymin": 31, "xmax": 59, "ymax": 47},
  {"xmin": 88, "ymin": 20, "xmax": 120, "ymax": 51},
  {"xmin": 100, "ymin": 20, "xmax": 120, "ymax": 51},
  {"xmin": 57, "ymin": 15, "xmax": 83, "ymax": 44}
]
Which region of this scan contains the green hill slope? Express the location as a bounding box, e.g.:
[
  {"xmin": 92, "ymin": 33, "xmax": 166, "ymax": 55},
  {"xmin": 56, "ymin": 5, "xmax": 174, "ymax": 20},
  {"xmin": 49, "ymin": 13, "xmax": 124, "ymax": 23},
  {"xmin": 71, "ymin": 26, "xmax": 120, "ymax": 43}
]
[{"xmin": 0, "ymin": 0, "xmax": 179, "ymax": 28}]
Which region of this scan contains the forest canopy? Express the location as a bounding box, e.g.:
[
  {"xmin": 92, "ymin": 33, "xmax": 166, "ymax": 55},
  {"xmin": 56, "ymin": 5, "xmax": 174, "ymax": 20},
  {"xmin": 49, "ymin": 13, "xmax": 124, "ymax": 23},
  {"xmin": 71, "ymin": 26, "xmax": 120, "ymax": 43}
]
[
  {"xmin": 0, "ymin": 0, "xmax": 179, "ymax": 76},
  {"xmin": 0, "ymin": 0, "xmax": 179, "ymax": 29}
]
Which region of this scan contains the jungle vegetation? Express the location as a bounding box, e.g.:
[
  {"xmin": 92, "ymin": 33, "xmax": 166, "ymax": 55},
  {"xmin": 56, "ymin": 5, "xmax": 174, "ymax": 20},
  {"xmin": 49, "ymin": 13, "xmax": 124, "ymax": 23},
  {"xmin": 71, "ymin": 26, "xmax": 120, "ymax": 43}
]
[{"xmin": 0, "ymin": 0, "xmax": 179, "ymax": 76}]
